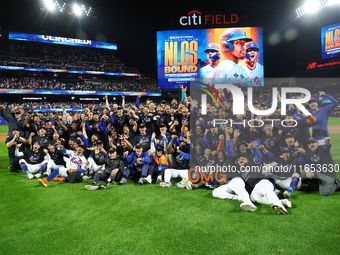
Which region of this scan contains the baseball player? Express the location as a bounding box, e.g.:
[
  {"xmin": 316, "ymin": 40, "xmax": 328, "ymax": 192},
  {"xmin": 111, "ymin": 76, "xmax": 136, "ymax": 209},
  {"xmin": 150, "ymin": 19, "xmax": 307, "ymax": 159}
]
[
  {"xmin": 16, "ymin": 141, "xmax": 48, "ymax": 179},
  {"xmin": 198, "ymin": 43, "xmax": 221, "ymax": 79},
  {"xmin": 302, "ymin": 137, "xmax": 340, "ymax": 196},
  {"xmin": 211, "ymin": 28, "xmax": 252, "ymax": 87},
  {"xmin": 239, "ymin": 42, "xmax": 264, "ymax": 86},
  {"xmin": 308, "ymin": 91, "xmax": 338, "ymax": 145},
  {"xmin": 38, "ymin": 145, "xmax": 88, "ymax": 187}
]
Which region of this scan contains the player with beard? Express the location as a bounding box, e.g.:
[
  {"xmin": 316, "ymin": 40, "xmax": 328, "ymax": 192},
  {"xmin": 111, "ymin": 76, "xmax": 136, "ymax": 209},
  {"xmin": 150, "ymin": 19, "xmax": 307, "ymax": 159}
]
[
  {"xmin": 302, "ymin": 137, "xmax": 340, "ymax": 196},
  {"xmin": 211, "ymin": 28, "xmax": 252, "ymax": 87},
  {"xmin": 239, "ymin": 42, "xmax": 263, "ymax": 86}
]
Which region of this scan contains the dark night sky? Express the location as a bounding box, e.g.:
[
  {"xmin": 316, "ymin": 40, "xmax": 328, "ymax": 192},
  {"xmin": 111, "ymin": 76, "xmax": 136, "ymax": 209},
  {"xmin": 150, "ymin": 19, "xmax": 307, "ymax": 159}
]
[{"xmin": 1, "ymin": 0, "xmax": 338, "ymax": 77}]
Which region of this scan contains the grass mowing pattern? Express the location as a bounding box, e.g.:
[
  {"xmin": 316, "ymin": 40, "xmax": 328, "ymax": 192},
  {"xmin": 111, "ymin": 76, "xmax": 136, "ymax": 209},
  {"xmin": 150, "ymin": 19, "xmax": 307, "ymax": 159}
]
[{"xmin": 0, "ymin": 125, "xmax": 339, "ymax": 254}]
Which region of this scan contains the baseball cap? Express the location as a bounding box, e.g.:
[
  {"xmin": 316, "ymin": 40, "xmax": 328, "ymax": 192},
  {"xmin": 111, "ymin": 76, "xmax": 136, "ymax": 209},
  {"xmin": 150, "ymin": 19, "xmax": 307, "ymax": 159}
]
[
  {"xmin": 96, "ymin": 140, "xmax": 103, "ymax": 144},
  {"xmin": 237, "ymin": 141, "xmax": 247, "ymax": 148},
  {"xmin": 285, "ymin": 133, "xmax": 294, "ymax": 138},
  {"xmin": 307, "ymin": 137, "xmax": 318, "ymax": 144},
  {"xmin": 139, "ymin": 123, "xmax": 146, "ymax": 128},
  {"xmin": 281, "ymin": 147, "xmax": 291, "ymax": 153},
  {"xmin": 135, "ymin": 144, "xmax": 142, "ymax": 149},
  {"xmin": 156, "ymin": 146, "xmax": 163, "ymax": 151},
  {"xmin": 108, "ymin": 148, "xmax": 116, "ymax": 153},
  {"xmin": 12, "ymin": 128, "xmax": 20, "ymax": 131}
]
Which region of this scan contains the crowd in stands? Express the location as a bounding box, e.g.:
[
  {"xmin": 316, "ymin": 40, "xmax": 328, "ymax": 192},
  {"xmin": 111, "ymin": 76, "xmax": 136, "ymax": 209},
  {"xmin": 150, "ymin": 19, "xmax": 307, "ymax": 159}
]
[
  {"xmin": 0, "ymin": 38, "xmax": 139, "ymax": 74},
  {"xmin": 0, "ymin": 76, "xmax": 160, "ymax": 92},
  {"xmin": 1, "ymin": 85, "xmax": 340, "ymax": 216}
]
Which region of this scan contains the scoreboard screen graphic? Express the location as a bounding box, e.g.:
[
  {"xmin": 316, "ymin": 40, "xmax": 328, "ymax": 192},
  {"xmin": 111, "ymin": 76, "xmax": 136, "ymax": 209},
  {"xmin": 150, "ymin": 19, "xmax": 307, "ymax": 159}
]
[
  {"xmin": 321, "ymin": 22, "xmax": 340, "ymax": 59},
  {"xmin": 157, "ymin": 27, "xmax": 263, "ymax": 89}
]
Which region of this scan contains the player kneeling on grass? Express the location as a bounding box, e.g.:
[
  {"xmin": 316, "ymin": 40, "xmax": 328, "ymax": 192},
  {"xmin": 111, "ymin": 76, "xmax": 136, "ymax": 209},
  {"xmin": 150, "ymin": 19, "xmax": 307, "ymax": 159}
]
[
  {"xmin": 38, "ymin": 145, "xmax": 88, "ymax": 187},
  {"xmin": 151, "ymin": 146, "xmax": 169, "ymax": 183},
  {"xmin": 85, "ymin": 148, "xmax": 124, "ymax": 190},
  {"xmin": 260, "ymin": 145, "xmax": 303, "ymax": 198},
  {"xmin": 83, "ymin": 140, "xmax": 107, "ymax": 180},
  {"xmin": 119, "ymin": 144, "xmax": 152, "ymax": 185},
  {"xmin": 16, "ymin": 141, "xmax": 48, "ymax": 179},
  {"xmin": 159, "ymin": 139, "xmax": 191, "ymax": 189},
  {"xmin": 302, "ymin": 137, "xmax": 340, "ymax": 196},
  {"xmin": 44, "ymin": 142, "xmax": 67, "ymax": 176}
]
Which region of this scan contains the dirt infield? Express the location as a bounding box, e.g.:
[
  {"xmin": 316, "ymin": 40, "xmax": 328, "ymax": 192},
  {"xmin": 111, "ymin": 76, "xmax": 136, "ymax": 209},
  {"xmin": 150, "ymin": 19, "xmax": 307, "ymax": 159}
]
[
  {"xmin": 0, "ymin": 126, "xmax": 339, "ymax": 142},
  {"xmin": 0, "ymin": 133, "xmax": 7, "ymax": 142}
]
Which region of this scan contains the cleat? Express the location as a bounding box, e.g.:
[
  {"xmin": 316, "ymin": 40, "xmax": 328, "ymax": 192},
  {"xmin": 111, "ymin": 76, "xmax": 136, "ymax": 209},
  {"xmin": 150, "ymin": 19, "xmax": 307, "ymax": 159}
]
[
  {"xmin": 281, "ymin": 199, "xmax": 292, "ymax": 208},
  {"xmin": 240, "ymin": 202, "xmax": 257, "ymax": 212},
  {"xmin": 176, "ymin": 181, "xmax": 184, "ymax": 188},
  {"xmin": 159, "ymin": 182, "xmax": 172, "ymax": 188},
  {"xmin": 38, "ymin": 179, "xmax": 49, "ymax": 187},
  {"xmin": 181, "ymin": 177, "xmax": 192, "ymax": 190},
  {"xmin": 85, "ymin": 184, "xmax": 99, "ymax": 190},
  {"xmin": 274, "ymin": 189, "xmax": 281, "ymax": 195},
  {"xmin": 27, "ymin": 173, "xmax": 34, "ymax": 180},
  {"xmin": 156, "ymin": 176, "xmax": 162, "ymax": 184},
  {"xmin": 119, "ymin": 177, "xmax": 127, "ymax": 184},
  {"xmin": 34, "ymin": 173, "xmax": 42, "ymax": 179},
  {"xmin": 100, "ymin": 182, "xmax": 109, "ymax": 189},
  {"xmin": 272, "ymin": 205, "xmax": 289, "ymax": 215},
  {"xmin": 82, "ymin": 175, "xmax": 92, "ymax": 180},
  {"xmin": 283, "ymin": 189, "xmax": 292, "ymax": 198},
  {"xmin": 143, "ymin": 175, "xmax": 152, "ymax": 184},
  {"xmin": 54, "ymin": 177, "xmax": 66, "ymax": 182},
  {"xmin": 138, "ymin": 177, "xmax": 144, "ymax": 185}
]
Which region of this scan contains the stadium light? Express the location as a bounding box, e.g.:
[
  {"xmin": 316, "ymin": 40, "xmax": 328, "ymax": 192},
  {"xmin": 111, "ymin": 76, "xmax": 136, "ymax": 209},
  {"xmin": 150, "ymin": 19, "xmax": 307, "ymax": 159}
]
[
  {"xmin": 296, "ymin": 0, "xmax": 340, "ymax": 17},
  {"xmin": 41, "ymin": 1, "xmax": 95, "ymax": 17},
  {"xmin": 73, "ymin": 4, "xmax": 83, "ymax": 16},
  {"xmin": 44, "ymin": 0, "xmax": 56, "ymax": 11}
]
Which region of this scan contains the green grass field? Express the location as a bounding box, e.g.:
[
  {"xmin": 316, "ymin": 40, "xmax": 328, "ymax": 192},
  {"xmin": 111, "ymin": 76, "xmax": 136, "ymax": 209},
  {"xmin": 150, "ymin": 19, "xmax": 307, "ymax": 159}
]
[{"xmin": 0, "ymin": 124, "xmax": 339, "ymax": 255}]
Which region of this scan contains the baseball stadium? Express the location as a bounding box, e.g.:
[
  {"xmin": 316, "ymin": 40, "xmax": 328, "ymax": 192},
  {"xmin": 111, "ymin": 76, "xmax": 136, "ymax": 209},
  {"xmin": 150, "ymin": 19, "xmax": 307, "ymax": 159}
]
[{"xmin": 0, "ymin": 1, "xmax": 339, "ymax": 254}]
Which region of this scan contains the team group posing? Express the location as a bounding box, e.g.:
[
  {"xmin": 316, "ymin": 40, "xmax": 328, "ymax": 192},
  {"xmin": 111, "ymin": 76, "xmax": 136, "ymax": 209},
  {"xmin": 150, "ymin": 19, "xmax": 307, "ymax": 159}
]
[{"xmin": 2, "ymin": 84, "xmax": 340, "ymax": 216}]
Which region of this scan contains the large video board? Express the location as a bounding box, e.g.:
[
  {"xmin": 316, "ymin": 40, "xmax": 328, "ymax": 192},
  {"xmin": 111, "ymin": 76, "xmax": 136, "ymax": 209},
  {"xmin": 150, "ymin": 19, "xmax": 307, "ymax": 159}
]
[
  {"xmin": 321, "ymin": 22, "xmax": 340, "ymax": 59},
  {"xmin": 9, "ymin": 31, "xmax": 117, "ymax": 50},
  {"xmin": 157, "ymin": 27, "xmax": 263, "ymax": 89}
]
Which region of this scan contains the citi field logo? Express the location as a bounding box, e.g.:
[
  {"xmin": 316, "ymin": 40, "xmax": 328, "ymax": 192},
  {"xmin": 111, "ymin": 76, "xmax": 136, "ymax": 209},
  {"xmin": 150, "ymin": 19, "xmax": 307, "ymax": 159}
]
[{"xmin": 179, "ymin": 10, "xmax": 239, "ymax": 26}]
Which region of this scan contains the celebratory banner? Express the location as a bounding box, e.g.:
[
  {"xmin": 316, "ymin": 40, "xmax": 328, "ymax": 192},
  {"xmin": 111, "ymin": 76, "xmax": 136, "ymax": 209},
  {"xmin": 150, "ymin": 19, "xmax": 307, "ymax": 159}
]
[
  {"xmin": 9, "ymin": 31, "xmax": 117, "ymax": 50},
  {"xmin": 321, "ymin": 23, "xmax": 340, "ymax": 59},
  {"xmin": 157, "ymin": 27, "xmax": 264, "ymax": 89}
]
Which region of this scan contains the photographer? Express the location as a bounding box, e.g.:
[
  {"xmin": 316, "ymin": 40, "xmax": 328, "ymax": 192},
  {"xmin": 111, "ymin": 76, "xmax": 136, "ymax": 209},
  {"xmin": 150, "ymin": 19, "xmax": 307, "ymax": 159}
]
[{"xmin": 5, "ymin": 128, "xmax": 27, "ymax": 172}]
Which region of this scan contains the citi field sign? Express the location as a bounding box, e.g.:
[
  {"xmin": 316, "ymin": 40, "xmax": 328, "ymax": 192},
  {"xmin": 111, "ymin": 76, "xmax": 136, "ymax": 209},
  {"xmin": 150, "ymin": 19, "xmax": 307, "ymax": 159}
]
[{"xmin": 179, "ymin": 10, "xmax": 239, "ymax": 26}]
